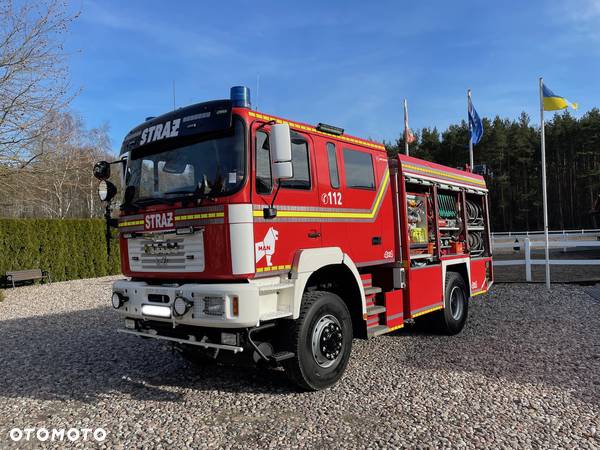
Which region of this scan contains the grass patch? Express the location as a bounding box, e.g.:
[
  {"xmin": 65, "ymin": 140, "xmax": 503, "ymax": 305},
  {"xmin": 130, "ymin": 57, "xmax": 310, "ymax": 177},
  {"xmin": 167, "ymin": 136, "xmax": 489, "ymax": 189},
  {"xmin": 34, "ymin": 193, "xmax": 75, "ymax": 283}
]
[{"xmin": 0, "ymin": 290, "xmax": 4, "ymax": 302}]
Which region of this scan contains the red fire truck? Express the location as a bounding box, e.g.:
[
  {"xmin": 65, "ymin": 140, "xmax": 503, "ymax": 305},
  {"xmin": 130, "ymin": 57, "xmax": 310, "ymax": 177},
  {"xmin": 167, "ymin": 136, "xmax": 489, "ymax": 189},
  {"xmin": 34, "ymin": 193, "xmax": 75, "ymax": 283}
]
[{"xmin": 94, "ymin": 86, "xmax": 493, "ymax": 390}]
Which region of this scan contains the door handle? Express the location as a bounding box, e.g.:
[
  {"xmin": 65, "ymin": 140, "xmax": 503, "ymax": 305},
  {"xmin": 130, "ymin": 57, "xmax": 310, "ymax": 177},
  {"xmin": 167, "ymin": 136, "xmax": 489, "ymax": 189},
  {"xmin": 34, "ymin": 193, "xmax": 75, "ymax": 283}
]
[{"xmin": 308, "ymin": 231, "xmax": 321, "ymax": 239}]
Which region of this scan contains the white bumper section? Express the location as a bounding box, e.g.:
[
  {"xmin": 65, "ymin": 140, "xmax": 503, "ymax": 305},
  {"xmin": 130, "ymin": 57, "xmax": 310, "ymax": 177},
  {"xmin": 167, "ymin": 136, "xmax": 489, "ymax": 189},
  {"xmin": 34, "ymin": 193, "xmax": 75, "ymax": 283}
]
[{"xmin": 112, "ymin": 278, "xmax": 293, "ymax": 329}]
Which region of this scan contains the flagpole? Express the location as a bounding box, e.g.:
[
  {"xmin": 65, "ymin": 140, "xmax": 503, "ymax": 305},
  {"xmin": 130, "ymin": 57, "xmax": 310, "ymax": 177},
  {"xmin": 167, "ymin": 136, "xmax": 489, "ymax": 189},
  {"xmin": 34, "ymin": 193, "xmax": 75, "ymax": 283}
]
[
  {"xmin": 468, "ymin": 89, "xmax": 474, "ymax": 172},
  {"xmin": 403, "ymin": 98, "xmax": 409, "ymax": 156},
  {"xmin": 539, "ymin": 77, "xmax": 551, "ymax": 289}
]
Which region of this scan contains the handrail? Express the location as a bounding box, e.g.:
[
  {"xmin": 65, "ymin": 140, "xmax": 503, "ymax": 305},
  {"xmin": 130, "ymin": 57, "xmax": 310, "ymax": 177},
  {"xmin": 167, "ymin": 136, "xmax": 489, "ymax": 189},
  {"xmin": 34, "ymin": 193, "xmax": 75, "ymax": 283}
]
[{"xmin": 492, "ymin": 228, "xmax": 600, "ymax": 237}]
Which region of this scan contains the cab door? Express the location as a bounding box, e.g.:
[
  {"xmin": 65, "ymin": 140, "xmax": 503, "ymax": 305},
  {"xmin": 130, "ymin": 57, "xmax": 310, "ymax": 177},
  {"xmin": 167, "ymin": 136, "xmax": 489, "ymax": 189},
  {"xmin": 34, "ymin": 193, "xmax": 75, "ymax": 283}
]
[
  {"xmin": 251, "ymin": 122, "xmax": 321, "ymax": 275},
  {"xmin": 337, "ymin": 146, "xmax": 385, "ymax": 264},
  {"xmin": 314, "ymin": 140, "xmax": 348, "ymax": 249}
]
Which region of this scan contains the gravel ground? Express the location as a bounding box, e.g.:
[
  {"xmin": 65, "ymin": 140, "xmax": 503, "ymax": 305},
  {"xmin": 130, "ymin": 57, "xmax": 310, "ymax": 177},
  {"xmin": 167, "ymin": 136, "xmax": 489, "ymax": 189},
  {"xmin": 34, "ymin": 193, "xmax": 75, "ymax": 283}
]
[{"xmin": 0, "ymin": 277, "xmax": 599, "ymax": 449}]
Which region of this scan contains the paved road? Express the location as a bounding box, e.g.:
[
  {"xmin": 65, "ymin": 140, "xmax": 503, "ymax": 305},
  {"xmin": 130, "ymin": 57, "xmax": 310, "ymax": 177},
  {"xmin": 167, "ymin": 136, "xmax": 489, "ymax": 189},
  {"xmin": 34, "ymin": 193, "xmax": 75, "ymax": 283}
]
[{"xmin": 0, "ymin": 278, "xmax": 599, "ymax": 448}]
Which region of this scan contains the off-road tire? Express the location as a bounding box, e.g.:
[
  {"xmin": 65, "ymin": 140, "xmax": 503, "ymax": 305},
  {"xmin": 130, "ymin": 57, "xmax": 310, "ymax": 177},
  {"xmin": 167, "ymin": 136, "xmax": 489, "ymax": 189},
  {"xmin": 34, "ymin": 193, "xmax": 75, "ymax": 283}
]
[
  {"xmin": 431, "ymin": 271, "xmax": 469, "ymax": 335},
  {"xmin": 281, "ymin": 290, "xmax": 353, "ymax": 391}
]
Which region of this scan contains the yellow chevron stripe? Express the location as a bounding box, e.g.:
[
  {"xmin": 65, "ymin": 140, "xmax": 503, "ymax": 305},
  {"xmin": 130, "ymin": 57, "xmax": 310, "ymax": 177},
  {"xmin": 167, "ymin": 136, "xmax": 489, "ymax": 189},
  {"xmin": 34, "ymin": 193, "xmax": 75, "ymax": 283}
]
[
  {"xmin": 411, "ymin": 304, "xmax": 444, "ymax": 318},
  {"xmin": 118, "ymin": 220, "xmax": 144, "ymax": 228},
  {"xmin": 119, "ymin": 212, "xmax": 225, "ymax": 228},
  {"xmin": 252, "ymin": 170, "xmax": 390, "ymax": 220},
  {"xmin": 248, "ymin": 111, "xmax": 385, "ymax": 150},
  {"xmin": 403, "ymin": 163, "xmax": 486, "ymax": 187},
  {"xmin": 175, "ymin": 212, "xmax": 225, "ymax": 221},
  {"xmin": 471, "ymin": 289, "xmax": 488, "ymax": 297},
  {"xmin": 256, "ymin": 264, "xmax": 292, "ymax": 273}
]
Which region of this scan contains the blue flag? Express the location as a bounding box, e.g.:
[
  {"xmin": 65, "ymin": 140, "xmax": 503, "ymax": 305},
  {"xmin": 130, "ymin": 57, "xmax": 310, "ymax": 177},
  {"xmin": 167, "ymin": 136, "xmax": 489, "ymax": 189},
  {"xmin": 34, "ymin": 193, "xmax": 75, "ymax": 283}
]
[{"xmin": 468, "ymin": 99, "xmax": 483, "ymax": 145}]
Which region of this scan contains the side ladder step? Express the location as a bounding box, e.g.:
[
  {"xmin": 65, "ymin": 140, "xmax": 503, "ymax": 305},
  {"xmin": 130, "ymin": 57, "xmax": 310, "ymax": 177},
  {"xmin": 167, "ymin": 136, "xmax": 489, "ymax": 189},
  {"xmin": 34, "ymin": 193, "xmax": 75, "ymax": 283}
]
[
  {"xmin": 367, "ymin": 324, "xmax": 389, "ymax": 338},
  {"xmin": 366, "ymin": 305, "xmax": 386, "ymax": 316},
  {"xmin": 364, "ymin": 286, "xmax": 382, "ymax": 296}
]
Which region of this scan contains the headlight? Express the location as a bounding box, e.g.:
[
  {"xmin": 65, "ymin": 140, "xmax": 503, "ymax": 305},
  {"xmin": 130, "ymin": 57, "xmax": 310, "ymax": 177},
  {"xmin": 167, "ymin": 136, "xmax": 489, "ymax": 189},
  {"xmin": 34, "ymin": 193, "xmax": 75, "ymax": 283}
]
[
  {"xmin": 203, "ymin": 296, "xmax": 225, "ymax": 317},
  {"xmin": 98, "ymin": 180, "xmax": 109, "ymax": 201},
  {"xmin": 112, "ymin": 292, "xmax": 125, "ymax": 309},
  {"xmin": 98, "ymin": 180, "xmax": 117, "ymax": 202},
  {"xmin": 172, "ymin": 296, "xmax": 193, "ymax": 317}
]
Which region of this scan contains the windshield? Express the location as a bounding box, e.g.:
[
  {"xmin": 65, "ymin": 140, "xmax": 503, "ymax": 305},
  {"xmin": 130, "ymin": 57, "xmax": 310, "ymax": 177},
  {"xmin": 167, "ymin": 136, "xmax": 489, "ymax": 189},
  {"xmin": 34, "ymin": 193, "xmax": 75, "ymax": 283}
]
[{"xmin": 124, "ymin": 118, "xmax": 245, "ymax": 204}]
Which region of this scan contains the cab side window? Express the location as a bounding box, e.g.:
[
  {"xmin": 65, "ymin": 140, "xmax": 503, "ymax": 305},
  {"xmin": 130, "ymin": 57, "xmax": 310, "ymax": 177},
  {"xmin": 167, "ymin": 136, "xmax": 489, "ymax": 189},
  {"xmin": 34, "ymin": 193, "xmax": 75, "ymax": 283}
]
[
  {"xmin": 343, "ymin": 148, "xmax": 375, "ymax": 190},
  {"xmin": 255, "ymin": 131, "xmax": 272, "ymax": 194},
  {"xmin": 326, "ymin": 142, "xmax": 340, "ymax": 189},
  {"xmin": 280, "ymin": 132, "xmax": 311, "ymax": 190}
]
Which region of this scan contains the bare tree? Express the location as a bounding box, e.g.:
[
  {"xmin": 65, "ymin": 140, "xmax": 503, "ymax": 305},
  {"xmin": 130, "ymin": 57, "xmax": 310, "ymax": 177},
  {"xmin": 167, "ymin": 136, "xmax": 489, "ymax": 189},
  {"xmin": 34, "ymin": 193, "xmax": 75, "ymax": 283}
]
[
  {"xmin": 0, "ymin": 111, "xmax": 113, "ymax": 218},
  {"xmin": 0, "ymin": 0, "xmax": 78, "ymax": 169}
]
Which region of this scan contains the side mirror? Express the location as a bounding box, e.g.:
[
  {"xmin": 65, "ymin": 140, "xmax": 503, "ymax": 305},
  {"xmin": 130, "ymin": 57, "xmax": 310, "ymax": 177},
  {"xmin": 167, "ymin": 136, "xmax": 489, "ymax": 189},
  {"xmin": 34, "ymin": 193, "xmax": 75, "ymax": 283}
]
[
  {"xmin": 93, "ymin": 161, "xmax": 111, "ymax": 180},
  {"xmin": 272, "ymin": 161, "xmax": 293, "ymax": 179},
  {"xmin": 270, "ymin": 124, "xmax": 293, "ymax": 180},
  {"xmin": 98, "ymin": 180, "xmax": 117, "ymax": 203}
]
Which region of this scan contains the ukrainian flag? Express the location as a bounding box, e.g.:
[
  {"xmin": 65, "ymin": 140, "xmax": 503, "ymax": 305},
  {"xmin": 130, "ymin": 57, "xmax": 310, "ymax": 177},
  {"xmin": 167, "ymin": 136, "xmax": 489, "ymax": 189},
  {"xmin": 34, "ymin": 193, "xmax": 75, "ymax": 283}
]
[{"xmin": 543, "ymin": 84, "xmax": 578, "ymax": 111}]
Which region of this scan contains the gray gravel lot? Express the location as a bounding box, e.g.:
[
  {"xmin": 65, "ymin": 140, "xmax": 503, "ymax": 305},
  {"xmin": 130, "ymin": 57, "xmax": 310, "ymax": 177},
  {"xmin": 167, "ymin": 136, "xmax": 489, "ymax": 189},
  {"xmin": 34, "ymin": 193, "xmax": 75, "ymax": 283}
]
[{"xmin": 0, "ymin": 277, "xmax": 599, "ymax": 449}]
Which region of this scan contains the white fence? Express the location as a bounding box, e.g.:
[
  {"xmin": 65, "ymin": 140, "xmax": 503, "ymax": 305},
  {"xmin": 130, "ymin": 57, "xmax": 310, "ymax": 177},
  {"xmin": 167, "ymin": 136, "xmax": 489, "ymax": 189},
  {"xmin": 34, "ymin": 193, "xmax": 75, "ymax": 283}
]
[
  {"xmin": 492, "ymin": 228, "xmax": 600, "ymax": 239},
  {"xmin": 492, "ymin": 230, "xmax": 600, "ymax": 281}
]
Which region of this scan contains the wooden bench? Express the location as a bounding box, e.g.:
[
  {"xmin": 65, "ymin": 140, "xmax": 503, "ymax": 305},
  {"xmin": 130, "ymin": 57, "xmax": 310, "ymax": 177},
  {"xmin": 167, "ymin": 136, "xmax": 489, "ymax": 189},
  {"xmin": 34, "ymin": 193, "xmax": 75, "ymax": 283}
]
[{"xmin": 5, "ymin": 269, "xmax": 51, "ymax": 288}]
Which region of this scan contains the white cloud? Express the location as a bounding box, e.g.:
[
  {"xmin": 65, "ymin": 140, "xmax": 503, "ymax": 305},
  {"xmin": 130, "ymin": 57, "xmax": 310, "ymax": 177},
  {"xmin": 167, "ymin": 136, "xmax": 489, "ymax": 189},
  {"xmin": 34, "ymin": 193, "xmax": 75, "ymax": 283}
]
[
  {"xmin": 567, "ymin": 0, "xmax": 600, "ymax": 20},
  {"xmin": 80, "ymin": 0, "xmax": 234, "ymax": 58},
  {"xmin": 559, "ymin": 0, "xmax": 600, "ymax": 39}
]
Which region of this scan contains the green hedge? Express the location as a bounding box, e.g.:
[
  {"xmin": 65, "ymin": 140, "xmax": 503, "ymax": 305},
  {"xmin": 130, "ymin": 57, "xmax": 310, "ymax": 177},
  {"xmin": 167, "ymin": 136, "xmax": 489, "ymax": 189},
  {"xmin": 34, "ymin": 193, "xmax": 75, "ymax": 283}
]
[{"xmin": 0, "ymin": 219, "xmax": 120, "ymax": 282}]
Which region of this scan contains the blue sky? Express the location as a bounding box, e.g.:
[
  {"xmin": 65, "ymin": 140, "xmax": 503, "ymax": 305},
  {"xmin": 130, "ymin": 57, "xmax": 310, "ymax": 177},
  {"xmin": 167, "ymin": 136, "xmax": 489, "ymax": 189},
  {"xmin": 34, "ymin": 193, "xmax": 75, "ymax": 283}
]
[{"xmin": 65, "ymin": 0, "xmax": 600, "ymax": 153}]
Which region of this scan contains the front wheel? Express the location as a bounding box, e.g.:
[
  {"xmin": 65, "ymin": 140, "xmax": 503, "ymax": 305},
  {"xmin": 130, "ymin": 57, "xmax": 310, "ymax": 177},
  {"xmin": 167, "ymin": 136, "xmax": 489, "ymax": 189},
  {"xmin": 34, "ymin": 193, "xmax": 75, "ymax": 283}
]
[{"xmin": 281, "ymin": 290, "xmax": 353, "ymax": 391}]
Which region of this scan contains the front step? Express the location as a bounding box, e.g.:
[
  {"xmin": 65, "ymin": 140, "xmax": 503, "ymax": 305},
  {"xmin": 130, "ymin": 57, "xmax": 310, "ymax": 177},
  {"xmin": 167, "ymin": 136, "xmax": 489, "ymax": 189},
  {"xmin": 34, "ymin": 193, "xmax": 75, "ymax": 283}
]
[
  {"xmin": 270, "ymin": 351, "xmax": 295, "ymax": 363},
  {"xmin": 258, "ymin": 283, "xmax": 294, "ymax": 294}
]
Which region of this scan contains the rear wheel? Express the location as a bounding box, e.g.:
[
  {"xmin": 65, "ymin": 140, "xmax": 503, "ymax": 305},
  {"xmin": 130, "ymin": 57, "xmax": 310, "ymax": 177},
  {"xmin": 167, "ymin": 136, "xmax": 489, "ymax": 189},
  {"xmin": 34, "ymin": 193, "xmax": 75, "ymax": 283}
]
[
  {"xmin": 281, "ymin": 290, "xmax": 353, "ymax": 391},
  {"xmin": 432, "ymin": 272, "xmax": 469, "ymax": 335}
]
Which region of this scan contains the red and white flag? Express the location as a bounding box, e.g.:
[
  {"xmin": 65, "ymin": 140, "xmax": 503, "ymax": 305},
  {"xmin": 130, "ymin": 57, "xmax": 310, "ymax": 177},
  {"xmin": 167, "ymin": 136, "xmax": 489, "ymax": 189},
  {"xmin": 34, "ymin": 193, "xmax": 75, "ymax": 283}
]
[
  {"xmin": 403, "ymin": 99, "xmax": 416, "ymax": 152},
  {"xmin": 404, "ymin": 126, "xmax": 416, "ymax": 144}
]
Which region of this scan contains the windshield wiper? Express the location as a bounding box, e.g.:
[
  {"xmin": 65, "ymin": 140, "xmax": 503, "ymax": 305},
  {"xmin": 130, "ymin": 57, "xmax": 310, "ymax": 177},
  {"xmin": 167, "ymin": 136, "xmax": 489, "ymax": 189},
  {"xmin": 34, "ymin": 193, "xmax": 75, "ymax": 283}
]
[
  {"xmin": 165, "ymin": 190, "xmax": 216, "ymax": 204},
  {"xmin": 130, "ymin": 197, "xmax": 166, "ymax": 207},
  {"xmin": 163, "ymin": 176, "xmax": 218, "ymax": 204},
  {"xmin": 163, "ymin": 190, "xmax": 196, "ymax": 196},
  {"xmin": 122, "ymin": 196, "xmax": 178, "ymax": 210}
]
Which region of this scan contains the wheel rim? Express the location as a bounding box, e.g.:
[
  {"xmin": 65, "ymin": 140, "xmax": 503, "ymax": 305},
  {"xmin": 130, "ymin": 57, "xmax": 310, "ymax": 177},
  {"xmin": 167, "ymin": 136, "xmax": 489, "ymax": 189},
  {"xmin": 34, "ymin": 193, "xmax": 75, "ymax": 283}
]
[
  {"xmin": 449, "ymin": 286, "xmax": 464, "ymax": 320},
  {"xmin": 311, "ymin": 314, "xmax": 343, "ymax": 368}
]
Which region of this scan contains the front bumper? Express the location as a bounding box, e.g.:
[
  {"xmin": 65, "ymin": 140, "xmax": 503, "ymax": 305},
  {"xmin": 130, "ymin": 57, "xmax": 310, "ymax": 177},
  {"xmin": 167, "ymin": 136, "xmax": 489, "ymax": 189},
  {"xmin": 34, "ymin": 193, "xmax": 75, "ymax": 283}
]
[
  {"xmin": 118, "ymin": 328, "xmax": 245, "ymax": 353},
  {"xmin": 112, "ymin": 279, "xmax": 292, "ymax": 328}
]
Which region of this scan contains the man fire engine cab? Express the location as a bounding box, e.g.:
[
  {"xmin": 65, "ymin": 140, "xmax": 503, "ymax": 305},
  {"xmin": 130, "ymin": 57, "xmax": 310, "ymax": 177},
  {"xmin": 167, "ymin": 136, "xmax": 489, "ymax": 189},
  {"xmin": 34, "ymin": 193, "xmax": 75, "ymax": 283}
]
[{"xmin": 94, "ymin": 86, "xmax": 493, "ymax": 391}]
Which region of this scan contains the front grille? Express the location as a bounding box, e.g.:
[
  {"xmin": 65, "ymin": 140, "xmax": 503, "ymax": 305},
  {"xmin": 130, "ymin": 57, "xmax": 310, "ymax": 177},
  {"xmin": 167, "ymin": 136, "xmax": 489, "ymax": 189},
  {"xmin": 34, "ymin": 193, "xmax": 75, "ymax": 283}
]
[{"xmin": 127, "ymin": 231, "xmax": 205, "ymax": 272}]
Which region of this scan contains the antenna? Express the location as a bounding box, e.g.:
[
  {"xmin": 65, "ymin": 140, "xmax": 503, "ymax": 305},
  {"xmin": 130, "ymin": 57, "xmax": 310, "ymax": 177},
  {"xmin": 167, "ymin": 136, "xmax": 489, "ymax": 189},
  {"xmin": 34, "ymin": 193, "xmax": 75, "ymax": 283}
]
[
  {"xmin": 172, "ymin": 80, "xmax": 176, "ymax": 111},
  {"xmin": 255, "ymin": 74, "xmax": 260, "ymax": 110}
]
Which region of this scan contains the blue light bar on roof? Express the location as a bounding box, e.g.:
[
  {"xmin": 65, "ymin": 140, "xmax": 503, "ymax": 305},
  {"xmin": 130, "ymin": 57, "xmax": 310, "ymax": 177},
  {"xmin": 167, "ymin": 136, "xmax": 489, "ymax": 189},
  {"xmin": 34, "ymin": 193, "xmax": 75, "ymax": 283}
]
[{"xmin": 230, "ymin": 86, "xmax": 251, "ymax": 109}]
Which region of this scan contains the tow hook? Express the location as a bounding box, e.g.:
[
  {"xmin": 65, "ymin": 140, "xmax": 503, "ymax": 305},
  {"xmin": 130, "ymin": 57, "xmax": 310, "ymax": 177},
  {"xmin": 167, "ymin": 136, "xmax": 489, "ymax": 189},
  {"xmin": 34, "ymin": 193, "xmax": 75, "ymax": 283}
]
[{"xmin": 247, "ymin": 323, "xmax": 294, "ymax": 365}]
